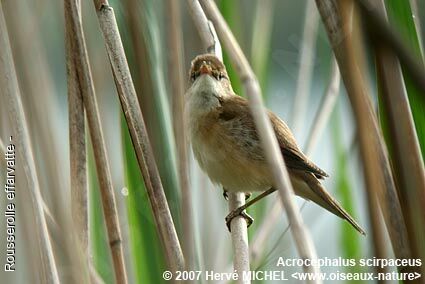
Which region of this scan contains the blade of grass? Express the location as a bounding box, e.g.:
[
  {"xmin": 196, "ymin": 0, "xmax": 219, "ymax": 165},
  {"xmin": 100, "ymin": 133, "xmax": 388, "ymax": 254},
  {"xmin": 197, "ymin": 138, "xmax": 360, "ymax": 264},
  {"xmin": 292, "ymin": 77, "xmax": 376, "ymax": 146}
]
[
  {"xmin": 385, "ymin": 0, "xmax": 425, "ymax": 159},
  {"xmin": 356, "ymin": 0, "xmax": 425, "ymax": 94},
  {"xmin": 331, "ymin": 104, "xmax": 363, "ymax": 261},
  {"xmin": 199, "ymin": 0, "xmax": 322, "ymax": 280},
  {"xmin": 121, "ymin": 113, "xmax": 166, "ymax": 284},
  {"xmin": 88, "ymin": 141, "xmax": 114, "ymax": 284},
  {"xmin": 123, "ymin": 0, "xmax": 182, "ymax": 225},
  {"xmin": 0, "ymin": 3, "xmax": 59, "ymax": 282},
  {"xmin": 90, "ymin": 261, "xmax": 106, "ymax": 284},
  {"xmin": 375, "ymin": 0, "xmax": 424, "ymax": 270},
  {"xmin": 376, "ymin": 47, "xmax": 423, "ymax": 274},
  {"xmin": 91, "ymin": 0, "xmax": 185, "ymax": 271},
  {"xmin": 409, "ymin": 0, "xmax": 424, "ymax": 57}
]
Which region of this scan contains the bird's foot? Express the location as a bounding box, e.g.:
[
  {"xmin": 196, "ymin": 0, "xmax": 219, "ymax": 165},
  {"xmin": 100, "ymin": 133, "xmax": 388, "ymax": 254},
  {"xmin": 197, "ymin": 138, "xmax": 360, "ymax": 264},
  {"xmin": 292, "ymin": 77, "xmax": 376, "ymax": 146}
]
[
  {"xmin": 224, "ymin": 191, "xmax": 250, "ymax": 201},
  {"xmin": 245, "ymin": 192, "xmax": 252, "ymax": 200},
  {"xmin": 223, "ymin": 190, "xmax": 229, "ymax": 201},
  {"xmin": 225, "ymin": 208, "xmax": 254, "ymax": 232}
]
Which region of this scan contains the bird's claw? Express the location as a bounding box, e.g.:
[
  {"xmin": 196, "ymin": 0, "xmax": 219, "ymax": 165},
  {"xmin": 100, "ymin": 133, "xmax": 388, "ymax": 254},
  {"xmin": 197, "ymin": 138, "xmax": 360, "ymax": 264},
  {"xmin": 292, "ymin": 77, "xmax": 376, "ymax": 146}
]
[
  {"xmin": 223, "ymin": 190, "xmax": 229, "ymax": 201},
  {"xmin": 223, "ymin": 190, "xmax": 250, "ymax": 201},
  {"xmin": 225, "ymin": 209, "xmax": 254, "ymax": 232}
]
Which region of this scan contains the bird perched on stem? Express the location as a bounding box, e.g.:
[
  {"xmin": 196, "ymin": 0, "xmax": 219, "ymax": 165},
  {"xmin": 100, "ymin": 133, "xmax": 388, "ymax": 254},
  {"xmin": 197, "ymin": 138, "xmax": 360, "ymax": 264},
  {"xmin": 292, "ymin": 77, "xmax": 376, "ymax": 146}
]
[{"xmin": 186, "ymin": 54, "xmax": 365, "ymax": 235}]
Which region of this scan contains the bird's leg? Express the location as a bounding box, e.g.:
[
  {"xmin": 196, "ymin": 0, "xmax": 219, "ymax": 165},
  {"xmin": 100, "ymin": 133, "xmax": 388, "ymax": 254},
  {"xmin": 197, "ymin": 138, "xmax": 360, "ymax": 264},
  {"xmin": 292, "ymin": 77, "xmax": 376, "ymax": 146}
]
[{"xmin": 225, "ymin": 187, "xmax": 277, "ymax": 231}]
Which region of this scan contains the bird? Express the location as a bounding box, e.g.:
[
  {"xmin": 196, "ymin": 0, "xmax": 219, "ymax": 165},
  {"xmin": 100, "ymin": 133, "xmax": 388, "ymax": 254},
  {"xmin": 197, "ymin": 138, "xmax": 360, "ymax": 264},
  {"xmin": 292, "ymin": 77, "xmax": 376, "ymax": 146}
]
[{"xmin": 185, "ymin": 53, "xmax": 365, "ymax": 235}]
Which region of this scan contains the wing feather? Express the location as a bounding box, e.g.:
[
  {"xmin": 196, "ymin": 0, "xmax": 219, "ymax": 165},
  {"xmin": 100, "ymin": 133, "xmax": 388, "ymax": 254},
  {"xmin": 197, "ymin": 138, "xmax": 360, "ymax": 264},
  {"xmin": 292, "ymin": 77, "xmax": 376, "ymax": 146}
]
[{"xmin": 218, "ymin": 95, "xmax": 328, "ymax": 178}]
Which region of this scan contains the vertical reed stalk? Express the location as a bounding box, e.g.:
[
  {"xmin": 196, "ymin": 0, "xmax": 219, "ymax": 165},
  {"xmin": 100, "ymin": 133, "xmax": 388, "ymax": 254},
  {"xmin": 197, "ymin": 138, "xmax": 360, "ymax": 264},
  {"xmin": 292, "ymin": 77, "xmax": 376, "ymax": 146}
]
[
  {"xmin": 251, "ymin": 55, "xmax": 341, "ymax": 264},
  {"xmin": 250, "ymin": 0, "xmax": 274, "ymax": 91},
  {"xmin": 167, "ymin": 0, "xmax": 194, "ymax": 269},
  {"xmin": 186, "ymin": 0, "xmax": 218, "ymax": 54},
  {"xmin": 356, "ymin": 0, "xmax": 425, "ymax": 93},
  {"xmin": 228, "ymin": 194, "xmax": 250, "ymax": 284},
  {"xmin": 356, "ymin": 2, "xmax": 425, "ymax": 268},
  {"xmin": 0, "ymin": 3, "xmax": 59, "ymax": 282},
  {"xmin": 64, "ymin": 0, "xmax": 88, "ymax": 252},
  {"xmin": 374, "ymin": 0, "xmax": 424, "ymax": 271},
  {"xmin": 186, "ymin": 1, "xmax": 251, "ymax": 281},
  {"xmin": 291, "ymin": 0, "xmax": 320, "ymax": 134},
  {"xmin": 4, "ymin": 0, "xmax": 66, "ymax": 221},
  {"xmin": 304, "ymin": 56, "xmax": 340, "ymax": 154},
  {"xmin": 63, "ymin": 0, "xmax": 127, "ymax": 282},
  {"xmin": 91, "ymin": 0, "xmax": 185, "ymax": 272},
  {"xmin": 198, "ymin": 0, "xmax": 321, "ymax": 281},
  {"xmin": 315, "ymin": 0, "xmax": 408, "ymax": 274},
  {"xmin": 0, "ymin": 137, "xmax": 5, "ymax": 160},
  {"xmin": 409, "ymin": 0, "xmax": 424, "ymax": 57},
  {"xmin": 125, "ymin": 0, "xmax": 182, "ymax": 222}
]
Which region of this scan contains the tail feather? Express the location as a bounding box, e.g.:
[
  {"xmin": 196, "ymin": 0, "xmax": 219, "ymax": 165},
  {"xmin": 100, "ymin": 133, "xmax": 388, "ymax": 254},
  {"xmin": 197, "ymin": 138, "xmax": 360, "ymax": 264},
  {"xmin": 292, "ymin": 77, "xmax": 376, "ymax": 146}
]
[{"xmin": 293, "ymin": 171, "xmax": 366, "ymax": 235}]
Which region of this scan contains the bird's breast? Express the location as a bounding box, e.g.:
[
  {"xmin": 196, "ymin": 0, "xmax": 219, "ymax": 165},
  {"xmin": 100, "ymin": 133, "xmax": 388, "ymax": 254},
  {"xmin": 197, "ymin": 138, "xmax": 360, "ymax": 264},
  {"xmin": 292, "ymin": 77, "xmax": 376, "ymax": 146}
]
[{"xmin": 189, "ymin": 113, "xmax": 271, "ymax": 192}]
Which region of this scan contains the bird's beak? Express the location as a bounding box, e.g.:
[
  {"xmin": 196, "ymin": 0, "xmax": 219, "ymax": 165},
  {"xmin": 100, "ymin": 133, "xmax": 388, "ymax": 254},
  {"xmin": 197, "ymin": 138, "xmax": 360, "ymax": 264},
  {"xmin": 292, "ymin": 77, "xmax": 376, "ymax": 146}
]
[{"xmin": 199, "ymin": 61, "xmax": 212, "ymax": 76}]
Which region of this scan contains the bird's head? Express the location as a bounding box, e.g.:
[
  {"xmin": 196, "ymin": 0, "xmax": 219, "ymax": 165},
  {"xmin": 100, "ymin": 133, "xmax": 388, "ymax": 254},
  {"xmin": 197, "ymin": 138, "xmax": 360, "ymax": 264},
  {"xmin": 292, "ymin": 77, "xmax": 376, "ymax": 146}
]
[{"xmin": 188, "ymin": 54, "xmax": 233, "ymax": 94}]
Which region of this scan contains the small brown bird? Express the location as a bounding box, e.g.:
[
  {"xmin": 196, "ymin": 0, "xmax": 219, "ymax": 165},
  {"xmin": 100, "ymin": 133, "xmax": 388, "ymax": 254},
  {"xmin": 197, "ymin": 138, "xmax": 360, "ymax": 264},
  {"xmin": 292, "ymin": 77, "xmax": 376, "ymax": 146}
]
[{"xmin": 186, "ymin": 54, "xmax": 365, "ymax": 235}]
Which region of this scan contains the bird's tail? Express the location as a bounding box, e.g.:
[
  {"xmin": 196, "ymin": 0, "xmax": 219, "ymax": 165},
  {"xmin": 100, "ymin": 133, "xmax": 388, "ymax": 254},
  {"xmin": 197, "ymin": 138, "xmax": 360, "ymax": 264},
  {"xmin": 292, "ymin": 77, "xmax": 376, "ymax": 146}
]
[{"xmin": 293, "ymin": 171, "xmax": 366, "ymax": 235}]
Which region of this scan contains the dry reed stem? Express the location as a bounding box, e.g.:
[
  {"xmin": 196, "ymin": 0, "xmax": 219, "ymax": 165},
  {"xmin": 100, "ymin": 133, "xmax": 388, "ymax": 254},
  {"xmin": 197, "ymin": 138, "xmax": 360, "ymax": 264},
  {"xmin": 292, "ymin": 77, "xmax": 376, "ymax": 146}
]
[
  {"xmin": 198, "ymin": 0, "xmax": 321, "ymax": 281},
  {"xmin": 251, "ymin": 56, "xmax": 341, "ymax": 264},
  {"xmin": 374, "ymin": 0, "xmax": 424, "ymax": 270},
  {"xmin": 251, "ymin": 0, "xmax": 274, "ymax": 82},
  {"xmin": 167, "ymin": 0, "xmax": 194, "ymax": 270},
  {"xmin": 3, "ymin": 0, "xmax": 66, "ymax": 222},
  {"xmin": 186, "ymin": 1, "xmax": 252, "ymax": 280},
  {"xmin": 228, "ymin": 194, "xmax": 250, "ymax": 284},
  {"xmin": 186, "ymin": 0, "xmax": 218, "ymax": 55},
  {"xmin": 0, "ymin": 3, "xmax": 59, "ymax": 283},
  {"xmin": 64, "ymin": 0, "xmax": 88, "ymax": 251},
  {"xmin": 359, "ymin": 3, "xmax": 425, "ymax": 263},
  {"xmin": 356, "ymin": 0, "xmax": 425, "ymax": 94},
  {"xmin": 304, "ymin": 56, "xmax": 340, "ymax": 154},
  {"xmin": 0, "ymin": 137, "xmax": 5, "ymax": 159},
  {"xmin": 0, "ymin": 137, "xmax": 5, "ymax": 184},
  {"xmin": 315, "ymin": 0, "xmax": 400, "ymax": 272},
  {"xmin": 63, "ymin": 0, "xmax": 128, "ymax": 282},
  {"xmin": 92, "ymin": 0, "xmax": 185, "ymax": 272},
  {"xmin": 354, "ymin": 0, "xmax": 416, "ymax": 264},
  {"xmin": 291, "ymin": 0, "xmax": 320, "ymax": 133},
  {"xmin": 6, "ymin": 2, "xmax": 89, "ymax": 281}
]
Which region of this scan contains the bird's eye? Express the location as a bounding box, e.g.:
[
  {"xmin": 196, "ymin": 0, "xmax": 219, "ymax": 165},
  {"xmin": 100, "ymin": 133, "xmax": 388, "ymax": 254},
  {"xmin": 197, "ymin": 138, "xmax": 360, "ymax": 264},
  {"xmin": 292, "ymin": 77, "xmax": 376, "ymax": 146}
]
[
  {"xmin": 190, "ymin": 72, "xmax": 197, "ymax": 82},
  {"xmin": 218, "ymin": 72, "xmax": 226, "ymax": 80}
]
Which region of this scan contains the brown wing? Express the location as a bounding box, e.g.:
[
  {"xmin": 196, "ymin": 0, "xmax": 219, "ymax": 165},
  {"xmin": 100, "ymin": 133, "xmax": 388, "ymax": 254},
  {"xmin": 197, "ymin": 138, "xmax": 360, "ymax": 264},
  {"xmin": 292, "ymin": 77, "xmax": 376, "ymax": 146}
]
[
  {"xmin": 218, "ymin": 95, "xmax": 329, "ymax": 179},
  {"xmin": 270, "ymin": 111, "xmax": 328, "ymax": 179}
]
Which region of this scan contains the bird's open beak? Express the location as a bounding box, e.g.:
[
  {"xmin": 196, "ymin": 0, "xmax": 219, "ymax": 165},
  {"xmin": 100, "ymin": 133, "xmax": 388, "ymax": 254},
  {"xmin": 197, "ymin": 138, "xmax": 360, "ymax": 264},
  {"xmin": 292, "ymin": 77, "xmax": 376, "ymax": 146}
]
[{"xmin": 199, "ymin": 61, "xmax": 212, "ymax": 76}]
